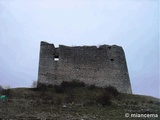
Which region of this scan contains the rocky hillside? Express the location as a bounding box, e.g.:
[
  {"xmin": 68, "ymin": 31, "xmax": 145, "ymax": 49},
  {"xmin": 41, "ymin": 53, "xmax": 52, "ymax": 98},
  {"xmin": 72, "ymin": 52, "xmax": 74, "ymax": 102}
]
[{"xmin": 0, "ymin": 82, "xmax": 159, "ymax": 120}]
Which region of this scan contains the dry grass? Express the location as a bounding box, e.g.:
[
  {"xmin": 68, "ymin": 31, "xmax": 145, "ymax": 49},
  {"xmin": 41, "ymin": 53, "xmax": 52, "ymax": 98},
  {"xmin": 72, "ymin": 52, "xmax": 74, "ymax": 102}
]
[{"xmin": 0, "ymin": 86, "xmax": 159, "ymax": 120}]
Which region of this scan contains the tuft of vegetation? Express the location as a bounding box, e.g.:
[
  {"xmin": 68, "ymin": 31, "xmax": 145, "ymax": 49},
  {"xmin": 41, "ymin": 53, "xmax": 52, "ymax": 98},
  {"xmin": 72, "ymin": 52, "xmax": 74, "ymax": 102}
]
[
  {"xmin": 104, "ymin": 86, "xmax": 119, "ymax": 97},
  {"xmin": 60, "ymin": 80, "xmax": 85, "ymax": 88},
  {"xmin": 95, "ymin": 86, "xmax": 120, "ymax": 106},
  {"xmin": 54, "ymin": 80, "xmax": 85, "ymax": 94},
  {"xmin": 48, "ymin": 84, "xmax": 54, "ymax": 88},
  {"xmin": 87, "ymin": 84, "xmax": 96, "ymax": 90},
  {"xmin": 54, "ymin": 85, "xmax": 65, "ymax": 93},
  {"xmin": 65, "ymin": 91, "xmax": 75, "ymax": 103},
  {"xmin": 36, "ymin": 83, "xmax": 47, "ymax": 91},
  {"xmin": 0, "ymin": 83, "xmax": 160, "ymax": 119},
  {"xmin": 96, "ymin": 90, "xmax": 112, "ymax": 106},
  {"xmin": 148, "ymin": 100, "xmax": 154, "ymax": 104}
]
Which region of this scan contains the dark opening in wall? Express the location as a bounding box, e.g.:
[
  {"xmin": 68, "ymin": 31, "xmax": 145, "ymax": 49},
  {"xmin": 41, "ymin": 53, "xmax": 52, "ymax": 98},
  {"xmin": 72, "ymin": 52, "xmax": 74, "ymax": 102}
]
[
  {"xmin": 54, "ymin": 54, "xmax": 59, "ymax": 61},
  {"xmin": 110, "ymin": 59, "xmax": 114, "ymax": 61},
  {"xmin": 55, "ymin": 54, "xmax": 59, "ymax": 58},
  {"xmin": 54, "ymin": 50, "xmax": 59, "ymax": 61}
]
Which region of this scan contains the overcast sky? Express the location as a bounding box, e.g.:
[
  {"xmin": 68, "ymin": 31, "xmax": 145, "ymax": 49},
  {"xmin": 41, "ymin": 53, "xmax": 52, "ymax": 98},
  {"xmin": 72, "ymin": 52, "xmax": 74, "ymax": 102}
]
[{"xmin": 0, "ymin": 0, "xmax": 159, "ymax": 98}]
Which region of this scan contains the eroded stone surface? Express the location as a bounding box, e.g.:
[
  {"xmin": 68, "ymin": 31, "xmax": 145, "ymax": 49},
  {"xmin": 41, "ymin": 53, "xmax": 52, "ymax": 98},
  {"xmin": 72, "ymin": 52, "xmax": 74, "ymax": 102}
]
[{"xmin": 38, "ymin": 41, "xmax": 132, "ymax": 94}]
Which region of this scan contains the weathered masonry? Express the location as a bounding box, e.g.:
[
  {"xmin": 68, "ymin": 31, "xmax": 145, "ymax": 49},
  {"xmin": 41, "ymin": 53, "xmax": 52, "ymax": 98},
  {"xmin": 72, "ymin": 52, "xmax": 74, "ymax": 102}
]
[{"xmin": 38, "ymin": 41, "xmax": 132, "ymax": 94}]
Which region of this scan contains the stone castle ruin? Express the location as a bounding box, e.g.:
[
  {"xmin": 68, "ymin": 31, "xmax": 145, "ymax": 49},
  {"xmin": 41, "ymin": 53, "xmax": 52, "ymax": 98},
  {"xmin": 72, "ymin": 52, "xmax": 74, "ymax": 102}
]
[{"xmin": 38, "ymin": 41, "xmax": 132, "ymax": 94}]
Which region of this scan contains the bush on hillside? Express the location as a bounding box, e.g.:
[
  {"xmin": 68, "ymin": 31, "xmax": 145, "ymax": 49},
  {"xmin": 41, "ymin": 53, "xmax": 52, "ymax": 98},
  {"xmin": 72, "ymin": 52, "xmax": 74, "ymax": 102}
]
[
  {"xmin": 87, "ymin": 84, "xmax": 96, "ymax": 90},
  {"xmin": 48, "ymin": 84, "xmax": 54, "ymax": 88},
  {"xmin": 96, "ymin": 91, "xmax": 112, "ymax": 106},
  {"xmin": 104, "ymin": 86, "xmax": 119, "ymax": 97},
  {"xmin": 54, "ymin": 80, "xmax": 86, "ymax": 94},
  {"xmin": 37, "ymin": 83, "xmax": 47, "ymax": 91},
  {"xmin": 65, "ymin": 91, "xmax": 75, "ymax": 103},
  {"xmin": 60, "ymin": 80, "xmax": 85, "ymax": 88},
  {"xmin": 54, "ymin": 85, "xmax": 64, "ymax": 93}
]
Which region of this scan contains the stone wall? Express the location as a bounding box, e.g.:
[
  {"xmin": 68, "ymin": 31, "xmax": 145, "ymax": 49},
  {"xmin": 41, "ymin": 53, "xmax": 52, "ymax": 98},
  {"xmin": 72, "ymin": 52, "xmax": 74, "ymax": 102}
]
[{"xmin": 38, "ymin": 41, "xmax": 132, "ymax": 94}]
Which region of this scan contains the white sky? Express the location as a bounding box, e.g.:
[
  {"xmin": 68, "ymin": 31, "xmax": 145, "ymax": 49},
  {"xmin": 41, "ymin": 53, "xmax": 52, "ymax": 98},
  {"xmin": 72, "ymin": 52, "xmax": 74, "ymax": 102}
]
[{"xmin": 0, "ymin": 0, "xmax": 159, "ymax": 98}]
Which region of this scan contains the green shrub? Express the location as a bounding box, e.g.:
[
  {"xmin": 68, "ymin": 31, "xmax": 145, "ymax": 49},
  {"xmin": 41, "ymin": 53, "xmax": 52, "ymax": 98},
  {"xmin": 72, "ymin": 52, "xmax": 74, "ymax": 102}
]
[
  {"xmin": 60, "ymin": 80, "xmax": 85, "ymax": 88},
  {"xmin": 48, "ymin": 84, "xmax": 54, "ymax": 88},
  {"xmin": 87, "ymin": 84, "xmax": 96, "ymax": 90},
  {"xmin": 148, "ymin": 100, "xmax": 154, "ymax": 104},
  {"xmin": 31, "ymin": 88, "xmax": 38, "ymax": 91},
  {"xmin": 96, "ymin": 91, "xmax": 112, "ymax": 106},
  {"xmin": 104, "ymin": 86, "xmax": 119, "ymax": 97},
  {"xmin": 60, "ymin": 81, "xmax": 70, "ymax": 88},
  {"xmin": 83, "ymin": 101, "xmax": 95, "ymax": 107},
  {"xmin": 65, "ymin": 91, "xmax": 75, "ymax": 103},
  {"xmin": 55, "ymin": 98, "xmax": 62, "ymax": 105},
  {"xmin": 37, "ymin": 83, "xmax": 47, "ymax": 91},
  {"xmin": 54, "ymin": 85, "xmax": 64, "ymax": 93}
]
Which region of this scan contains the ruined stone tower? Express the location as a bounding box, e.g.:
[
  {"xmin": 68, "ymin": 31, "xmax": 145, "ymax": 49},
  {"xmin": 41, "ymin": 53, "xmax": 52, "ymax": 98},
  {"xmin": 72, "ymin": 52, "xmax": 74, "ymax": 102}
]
[{"xmin": 38, "ymin": 41, "xmax": 132, "ymax": 94}]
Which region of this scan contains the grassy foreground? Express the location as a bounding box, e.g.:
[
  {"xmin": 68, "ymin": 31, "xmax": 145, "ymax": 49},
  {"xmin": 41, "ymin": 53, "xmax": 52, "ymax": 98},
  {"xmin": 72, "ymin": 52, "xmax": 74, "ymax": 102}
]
[{"xmin": 0, "ymin": 83, "xmax": 159, "ymax": 120}]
